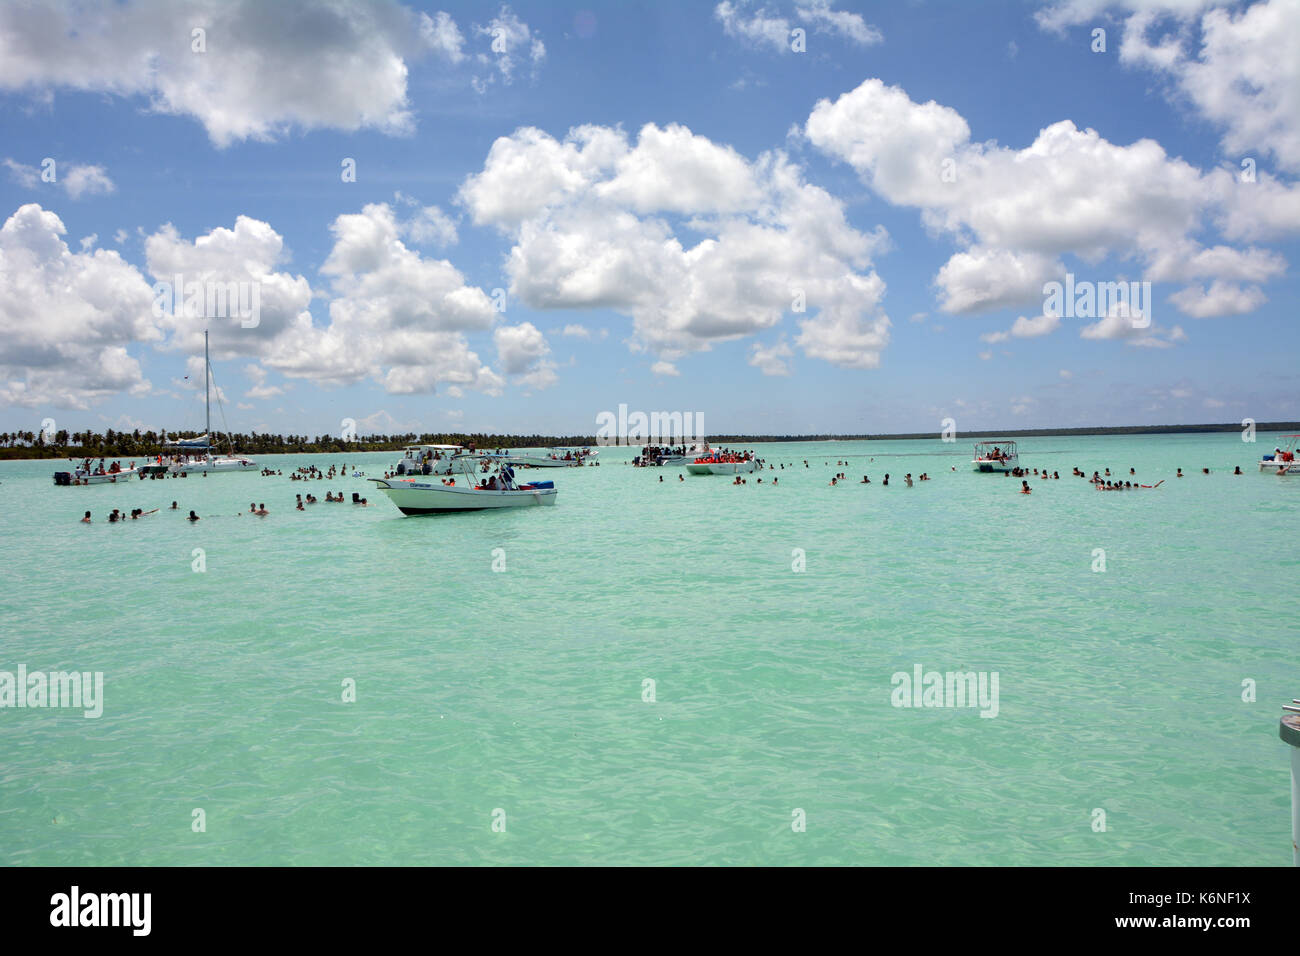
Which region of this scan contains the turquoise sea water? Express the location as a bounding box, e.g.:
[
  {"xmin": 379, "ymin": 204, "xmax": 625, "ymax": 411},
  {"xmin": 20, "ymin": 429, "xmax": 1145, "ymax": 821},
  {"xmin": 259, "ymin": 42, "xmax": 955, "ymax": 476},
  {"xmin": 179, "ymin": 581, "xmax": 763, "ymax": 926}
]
[{"xmin": 0, "ymin": 433, "xmax": 1296, "ymax": 866}]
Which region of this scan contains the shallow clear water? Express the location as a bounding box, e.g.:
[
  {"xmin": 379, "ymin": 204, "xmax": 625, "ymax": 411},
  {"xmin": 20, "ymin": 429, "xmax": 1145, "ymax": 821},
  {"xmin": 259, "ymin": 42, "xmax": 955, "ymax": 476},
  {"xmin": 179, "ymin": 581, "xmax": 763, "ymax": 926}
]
[{"xmin": 1, "ymin": 433, "xmax": 1296, "ymax": 865}]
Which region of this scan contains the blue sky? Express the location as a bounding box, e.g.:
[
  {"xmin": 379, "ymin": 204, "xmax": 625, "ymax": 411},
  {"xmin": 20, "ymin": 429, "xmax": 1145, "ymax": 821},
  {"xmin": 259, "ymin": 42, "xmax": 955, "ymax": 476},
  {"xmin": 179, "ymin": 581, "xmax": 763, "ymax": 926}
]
[{"xmin": 0, "ymin": 0, "xmax": 1297, "ymax": 438}]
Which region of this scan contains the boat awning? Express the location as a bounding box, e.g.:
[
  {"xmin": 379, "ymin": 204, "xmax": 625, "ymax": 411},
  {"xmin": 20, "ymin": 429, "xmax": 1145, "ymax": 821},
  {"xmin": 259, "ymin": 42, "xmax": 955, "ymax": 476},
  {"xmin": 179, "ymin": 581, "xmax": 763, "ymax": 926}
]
[{"xmin": 164, "ymin": 434, "xmax": 212, "ymax": 448}]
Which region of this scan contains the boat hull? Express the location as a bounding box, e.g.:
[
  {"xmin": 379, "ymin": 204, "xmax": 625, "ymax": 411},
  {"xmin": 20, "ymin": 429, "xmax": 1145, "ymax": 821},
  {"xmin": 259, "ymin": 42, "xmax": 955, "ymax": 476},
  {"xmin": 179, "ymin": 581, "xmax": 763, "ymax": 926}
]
[
  {"xmin": 505, "ymin": 456, "xmax": 582, "ymax": 468},
  {"xmin": 973, "ymin": 459, "xmax": 1017, "ymax": 473},
  {"xmin": 1259, "ymin": 460, "xmax": 1300, "ymax": 474},
  {"xmin": 54, "ymin": 468, "xmax": 140, "ymax": 485},
  {"xmin": 685, "ymin": 460, "xmax": 757, "ymax": 475},
  {"xmin": 168, "ymin": 457, "xmax": 257, "ymax": 474},
  {"xmin": 371, "ymin": 478, "xmax": 558, "ymax": 514}
]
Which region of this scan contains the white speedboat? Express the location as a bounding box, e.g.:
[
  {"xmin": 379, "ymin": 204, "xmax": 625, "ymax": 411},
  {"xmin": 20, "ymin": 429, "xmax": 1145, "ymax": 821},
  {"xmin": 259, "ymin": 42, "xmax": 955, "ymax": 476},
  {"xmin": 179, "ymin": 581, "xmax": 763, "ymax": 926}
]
[
  {"xmin": 388, "ymin": 443, "xmax": 466, "ymax": 477},
  {"xmin": 972, "ymin": 440, "xmax": 1018, "ymax": 473},
  {"xmin": 685, "ymin": 452, "xmax": 758, "ymax": 475},
  {"xmin": 370, "ymin": 458, "xmax": 557, "ymax": 514},
  {"xmin": 1259, "ymin": 436, "xmax": 1300, "ymax": 474},
  {"xmin": 655, "ymin": 440, "xmax": 713, "ymax": 467},
  {"xmin": 505, "ymin": 447, "xmax": 593, "ymax": 468},
  {"xmin": 53, "ymin": 463, "xmax": 140, "ymax": 485}
]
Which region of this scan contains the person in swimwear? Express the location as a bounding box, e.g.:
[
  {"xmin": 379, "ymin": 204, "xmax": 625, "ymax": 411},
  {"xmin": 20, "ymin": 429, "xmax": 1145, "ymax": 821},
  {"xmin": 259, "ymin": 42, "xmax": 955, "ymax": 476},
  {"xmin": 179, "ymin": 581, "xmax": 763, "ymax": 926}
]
[
  {"xmin": 81, "ymin": 510, "xmax": 91, "ymax": 523},
  {"xmin": 188, "ymin": 510, "xmax": 200, "ymax": 521},
  {"xmin": 1020, "ymin": 481, "xmax": 1031, "ymax": 494}
]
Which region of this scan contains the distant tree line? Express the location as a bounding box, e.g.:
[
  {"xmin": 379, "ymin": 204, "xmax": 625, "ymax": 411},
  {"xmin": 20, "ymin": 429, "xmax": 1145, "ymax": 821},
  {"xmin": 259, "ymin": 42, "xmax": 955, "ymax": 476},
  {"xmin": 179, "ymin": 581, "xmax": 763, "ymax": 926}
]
[
  {"xmin": 2, "ymin": 421, "xmax": 1294, "ymax": 460},
  {"xmin": 0, "ymin": 430, "xmax": 603, "ymax": 460}
]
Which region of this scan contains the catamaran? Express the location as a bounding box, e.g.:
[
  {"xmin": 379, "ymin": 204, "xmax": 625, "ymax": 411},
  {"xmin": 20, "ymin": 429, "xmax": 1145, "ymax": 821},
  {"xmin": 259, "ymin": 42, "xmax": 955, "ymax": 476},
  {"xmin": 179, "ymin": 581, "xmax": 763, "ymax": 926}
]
[
  {"xmin": 972, "ymin": 440, "xmax": 1018, "ymax": 473},
  {"xmin": 158, "ymin": 330, "xmax": 256, "ymax": 474},
  {"xmin": 370, "ymin": 454, "xmax": 557, "ymax": 514},
  {"xmin": 1259, "ymin": 436, "xmax": 1300, "ymax": 474}
]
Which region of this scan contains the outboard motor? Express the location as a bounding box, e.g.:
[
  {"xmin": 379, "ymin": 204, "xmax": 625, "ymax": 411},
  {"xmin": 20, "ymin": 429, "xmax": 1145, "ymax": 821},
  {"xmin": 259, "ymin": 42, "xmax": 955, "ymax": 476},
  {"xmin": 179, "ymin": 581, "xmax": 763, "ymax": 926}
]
[
  {"xmin": 53, "ymin": 472, "xmax": 71, "ymax": 486},
  {"xmin": 396, "ymin": 461, "xmax": 406, "ymax": 475},
  {"xmin": 422, "ymin": 461, "xmax": 432, "ymax": 475}
]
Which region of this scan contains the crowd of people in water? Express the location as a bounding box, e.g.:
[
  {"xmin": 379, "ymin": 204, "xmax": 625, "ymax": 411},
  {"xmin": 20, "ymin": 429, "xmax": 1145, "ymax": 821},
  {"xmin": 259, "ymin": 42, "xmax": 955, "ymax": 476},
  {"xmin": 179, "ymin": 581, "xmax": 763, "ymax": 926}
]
[
  {"xmin": 71, "ymin": 444, "xmax": 1292, "ymax": 523},
  {"xmin": 78, "ymin": 492, "xmax": 375, "ymax": 522},
  {"xmin": 643, "ymin": 454, "xmax": 1267, "ymax": 496}
]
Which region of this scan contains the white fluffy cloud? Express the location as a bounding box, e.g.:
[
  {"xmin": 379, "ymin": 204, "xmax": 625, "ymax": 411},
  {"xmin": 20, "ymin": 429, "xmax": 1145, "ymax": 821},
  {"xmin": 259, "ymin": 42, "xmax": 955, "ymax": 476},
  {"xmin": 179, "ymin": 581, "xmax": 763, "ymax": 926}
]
[
  {"xmin": 4, "ymin": 158, "xmax": 115, "ymax": 199},
  {"xmin": 980, "ymin": 313, "xmax": 1063, "ymax": 343},
  {"xmin": 805, "ymin": 77, "xmax": 1295, "ymax": 320},
  {"xmin": 749, "ymin": 339, "xmax": 794, "ymax": 375},
  {"xmin": 0, "ymin": 0, "xmax": 470, "ymax": 146},
  {"xmin": 0, "ymin": 204, "xmax": 159, "ymax": 408},
  {"xmin": 1036, "ymin": 0, "xmax": 1300, "ymax": 172},
  {"xmin": 473, "ymin": 5, "xmax": 545, "ymax": 91},
  {"xmin": 494, "ymin": 321, "xmax": 556, "ymax": 388},
  {"xmin": 459, "ymin": 121, "xmax": 892, "ymax": 369},
  {"xmin": 267, "ymin": 203, "xmax": 503, "ymax": 396},
  {"xmin": 145, "ymin": 215, "xmax": 314, "ymax": 358},
  {"xmin": 1168, "ymin": 280, "xmax": 1267, "ymax": 318},
  {"xmin": 1080, "ymin": 306, "xmax": 1186, "ymax": 347},
  {"xmin": 715, "ymin": 1, "xmax": 881, "ymax": 52}
]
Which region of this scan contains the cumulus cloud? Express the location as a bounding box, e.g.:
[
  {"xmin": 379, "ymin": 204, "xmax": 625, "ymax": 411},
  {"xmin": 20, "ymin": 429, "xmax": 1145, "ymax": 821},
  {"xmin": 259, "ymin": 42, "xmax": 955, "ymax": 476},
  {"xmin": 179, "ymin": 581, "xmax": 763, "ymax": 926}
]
[
  {"xmin": 473, "ymin": 5, "xmax": 545, "ymax": 90},
  {"xmin": 394, "ymin": 193, "xmax": 458, "ymax": 247},
  {"xmin": 4, "ymin": 158, "xmax": 115, "ymax": 198},
  {"xmin": 242, "ymin": 363, "xmax": 285, "ymax": 400},
  {"xmin": 1168, "ymin": 279, "xmax": 1267, "ymax": 318},
  {"xmin": 494, "ymin": 321, "xmax": 556, "ymax": 388},
  {"xmin": 420, "ymin": 10, "xmax": 466, "ymax": 63},
  {"xmin": 1036, "ymin": 0, "xmax": 1300, "ymax": 172},
  {"xmin": 458, "ymin": 121, "xmax": 892, "ymax": 369},
  {"xmin": 0, "ymin": 0, "xmax": 471, "ymax": 147},
  {"xmin": 650, "ymin": 360, "xmax": 681, "ymax": 377},
  {"xmin": 0, "ymin": 204, "xmax": 159, "ymax": 408},
  {"xmin": 805, "ymin": 77, "xmax": 1293, "ymax": 319},
  {"xmin": 1080, "ymin": 305, "xmax": 1186, "ymax": 347},
  {"xmin": 795, "ymin": 0, "xmax": 883, "ymax": 45},
  {"xmin": 979, "ymin": 312, "xmax": 1063, "ymax": 343},
  {"xmin": 278, "ymin": 203, "xmax": 501, "ymax": 395},
  {"xmin": 716, "ymin": 1, "xmax": 881, "ymax": 52},
  {"xmin": 145, "ymin": 215, "xmax": 314, "ymax": 358},
  {"xmin": 749, "ymin": 339, "xmax": 793, "ymax": 375}
]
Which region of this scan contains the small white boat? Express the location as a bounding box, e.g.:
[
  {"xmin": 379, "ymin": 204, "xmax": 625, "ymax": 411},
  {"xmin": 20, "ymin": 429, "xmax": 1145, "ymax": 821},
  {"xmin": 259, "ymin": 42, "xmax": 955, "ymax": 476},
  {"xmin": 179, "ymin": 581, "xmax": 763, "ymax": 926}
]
[
  {"xmin": 654, "ymin": 440, "xmax": 713, "ymax": 467},
  {"xmin": 685, "ymin": 452, "xmax": 758, "ymax": 475},
  {"xmin": 53, "ymin": 464, "xmax": 140, "ymax": 485},
  {"xmin": 1259, "ymin": 436, "xmax": 1300, "ymax": 474},
  {"xmin": 506, "ymin": 447, "xmax": 593, "ymax": 468},
  {"xmin": 388, "ymin": 443, "xmax": 466, "ymax": 477},
  {"xmin": 972, "ymin": 440, "xmax": 1018, "ymax": 473},
  {"xmin": 370, "ymin": 457, "xmax": 557, "ymax": 514}
]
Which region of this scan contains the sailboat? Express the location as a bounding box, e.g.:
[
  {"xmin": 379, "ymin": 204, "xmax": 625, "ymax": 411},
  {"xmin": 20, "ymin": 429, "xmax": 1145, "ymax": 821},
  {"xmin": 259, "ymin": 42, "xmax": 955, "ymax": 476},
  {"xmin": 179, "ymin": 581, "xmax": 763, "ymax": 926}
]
[{"xmin": 161, "ymin": 330, "xmax": 256, "ymax": 474}]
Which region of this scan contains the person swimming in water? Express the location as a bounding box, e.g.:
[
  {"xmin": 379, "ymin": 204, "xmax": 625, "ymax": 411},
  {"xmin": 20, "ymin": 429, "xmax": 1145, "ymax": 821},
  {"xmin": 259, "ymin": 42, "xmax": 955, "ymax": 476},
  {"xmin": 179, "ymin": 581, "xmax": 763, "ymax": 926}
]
[
  {"xmin": 81, "ymin": 510, "xmax": 91, "ymax": 523},
  {"xmin": 1020, "ymin": 480, "xmax": 1032, "ymax": 494},
  {"xmin": 188, "ymin": 510, "xmax": 200, "ymax": 521}
]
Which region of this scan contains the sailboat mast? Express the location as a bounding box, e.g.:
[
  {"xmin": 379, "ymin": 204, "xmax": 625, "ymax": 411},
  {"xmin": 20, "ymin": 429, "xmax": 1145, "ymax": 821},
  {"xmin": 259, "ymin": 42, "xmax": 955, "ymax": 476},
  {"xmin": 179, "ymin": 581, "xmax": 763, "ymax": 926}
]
[{"xmin": 204, "ymin": 329, "xmax": 211, "ymax": 441}]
